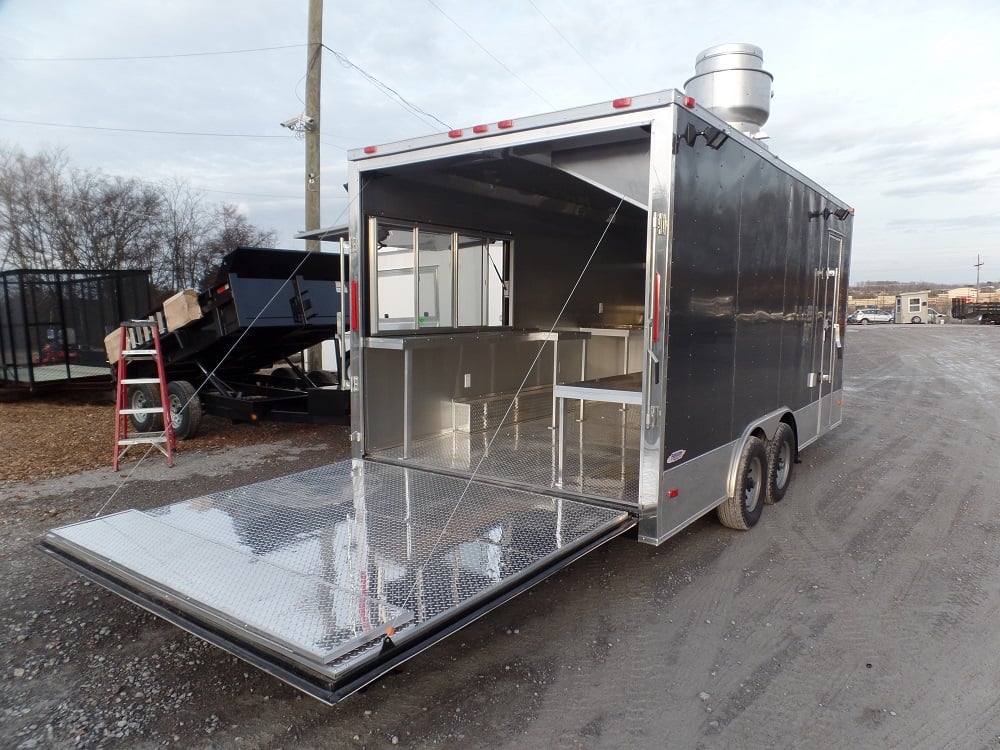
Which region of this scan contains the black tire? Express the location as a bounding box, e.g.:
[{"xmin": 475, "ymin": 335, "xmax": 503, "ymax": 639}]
[
  {"xmin": 765, "ymin": 423, "xmax": 796, "ymax": 505},
  {"xmin": 167, "ymin": 380, "xmax": 203, "ymax": 440},
  {"xmin": 270, "ymin": 365, "xmax": 300, "ymax": 387},
  {"xmin": 717, "ymin": 436, "xmax": 767, "ymax": 530},
  {"xmin": 127, "ymin": 384, "xmax": 163, "ymax": 432},
  {"xmin": 911, "ymin": 316, "xmax": 922, "ymax": 324},
  {"xmin": 307, "ymin": 369, "xmax": 339, "ymax": 386}
]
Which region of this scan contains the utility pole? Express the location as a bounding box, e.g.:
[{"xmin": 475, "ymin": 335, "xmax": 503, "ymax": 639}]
[
  {"xmin": 974, "ymin": 254, "xmax": 984, "ymax": 303},
  {"xmin": 305, "ymin": 0, "xmax": 323, "ymax": 253}
]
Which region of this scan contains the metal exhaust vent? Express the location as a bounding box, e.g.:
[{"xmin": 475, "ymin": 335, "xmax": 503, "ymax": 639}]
[{"xmin": 684, "ymin": 43, "xmax": 773, "ymax": 138}]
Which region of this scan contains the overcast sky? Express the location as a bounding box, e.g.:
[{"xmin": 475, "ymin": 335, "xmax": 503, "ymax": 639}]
[{"xmin": 2, "ymin": 0, "xmax": 999, "ymax": 284}]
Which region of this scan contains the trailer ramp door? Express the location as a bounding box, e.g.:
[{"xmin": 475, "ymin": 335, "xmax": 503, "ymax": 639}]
[{"xmin": 43, "ymin": 460, "xmax": 632, "ymax": 703}]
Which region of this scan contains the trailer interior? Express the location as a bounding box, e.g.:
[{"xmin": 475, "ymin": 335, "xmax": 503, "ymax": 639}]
[{"xmin": 359, "ymin": 125, "xmax": 653, "ymax": 509}]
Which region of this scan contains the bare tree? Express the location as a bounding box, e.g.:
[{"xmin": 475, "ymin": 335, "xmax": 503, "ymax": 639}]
[
  {"xmin": 0, "ymin": 146, "xmax": 278, "ymax": 296},
  {"xmin": 0, "ymin": 146, "xmax": 71, "ymax": 269},
  {"xmin": 194, "ymin": 203, "xmax": 277, "ymax": 286},
  {"xmin": 149, "ymin": 178, "xmax": 210, "ymax": 290}
]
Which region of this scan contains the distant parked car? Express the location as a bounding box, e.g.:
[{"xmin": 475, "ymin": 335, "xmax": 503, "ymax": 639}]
[
  {"xmin": 927, "ymin": 308, "xmax": 946, "ymax": 323},
  {"xmin": 848, "ymin": 308, "xmax": 893, "ymax": 325}
]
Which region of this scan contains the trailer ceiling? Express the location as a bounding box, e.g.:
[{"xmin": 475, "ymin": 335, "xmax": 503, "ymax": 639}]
[{"xmin": 363, "ymin": 126, "xmax": 651, "ymax": 229}]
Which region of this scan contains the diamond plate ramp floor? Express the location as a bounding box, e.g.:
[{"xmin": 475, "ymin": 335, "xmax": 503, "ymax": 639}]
[{"xmin": 45, "ymin": 460, "xmax": 630, "ymax": 681}]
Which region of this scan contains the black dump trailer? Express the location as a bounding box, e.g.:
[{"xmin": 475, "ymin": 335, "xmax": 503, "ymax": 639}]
[
  {"xmin": 0, "ymin": 267, "xmax": 150, "ymax": 390},
  {"xmin": 120, "ymin": 246, "xmax": 351, "ymax": 438}
]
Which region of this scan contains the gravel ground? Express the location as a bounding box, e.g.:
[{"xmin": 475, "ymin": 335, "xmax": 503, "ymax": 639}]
[{"xmin": 2, "ymin": 326, "xmax": 999, "ymax": 749}]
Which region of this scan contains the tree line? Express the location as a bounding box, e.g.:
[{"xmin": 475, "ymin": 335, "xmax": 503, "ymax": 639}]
[{"xmin": 0, "ymin": 145, "xmax": 277, "ymax": 294}]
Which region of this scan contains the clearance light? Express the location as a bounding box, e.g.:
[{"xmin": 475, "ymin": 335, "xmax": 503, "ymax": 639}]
[
  {"xmin": 448, "ymin": 129, "xmax": 463, "ymax": 138},
  {"xmin": 668, "ymin": 488, "xmax": 679, "ymax": 498},
  {"xmin": 472, "ymin": 124, "xmax": 489, "ymax": 134},
  {"xmin": 612, "ymin": 97, "xmax": 633, "ymax": 109},
  {"xmin": 350, "ymin": 280, "xmax": 359, "ymax": 331},
  {"xmin": 363, "ymin": 145, "xmax": 377, "ymax": 154},
  {"xmin": 251, "ymin": 414, "xmax": 259, "ymax": 421},
  {"xmin": 497, "ymin": 119, "xmax": 514, "ymax": 129},
  {"xmin": 386, "ymin": 626, "xmax": 396, "ymax": 636},
  {"xmin": 683, "ymin": 96, "xmax": 696, "ymax": 108},
  {"xmin": 652, "ymin": 272, "xmax": 661, "ymax": 343}
]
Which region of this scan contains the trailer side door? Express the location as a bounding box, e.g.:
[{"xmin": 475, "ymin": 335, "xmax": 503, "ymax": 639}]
[{"xmin": 817, "ymin": 231, "xmax": 845, "ymax": 430}]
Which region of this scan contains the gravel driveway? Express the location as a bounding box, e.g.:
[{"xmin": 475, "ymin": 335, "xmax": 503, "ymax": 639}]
[{"xmin": 2, "ymin": 326, "xmax": 999, "ymax": 749}]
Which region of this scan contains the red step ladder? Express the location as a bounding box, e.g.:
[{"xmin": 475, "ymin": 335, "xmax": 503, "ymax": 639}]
[{"xmin": 113, "ymin": 320, "xmax": 175, "ymax": 470}]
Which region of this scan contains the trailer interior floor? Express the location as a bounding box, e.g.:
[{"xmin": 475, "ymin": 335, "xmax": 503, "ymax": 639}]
[{"xmin": 375, "ymin": 401, "xmax": 642, "ymax": 506}]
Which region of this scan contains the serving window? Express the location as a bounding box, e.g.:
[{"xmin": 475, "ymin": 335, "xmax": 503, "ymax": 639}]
[{"xmin": 370, "ymin": 218, "xmax": 510, "ymax": 333}]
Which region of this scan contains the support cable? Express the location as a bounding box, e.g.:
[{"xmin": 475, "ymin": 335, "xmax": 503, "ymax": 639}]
[{"xmin": 401, "ymin": 196, "xmax": 625, "ymax": 611}]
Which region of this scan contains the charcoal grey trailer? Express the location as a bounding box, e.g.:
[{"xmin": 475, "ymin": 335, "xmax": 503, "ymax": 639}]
[{"xmin": 43, "ymin": 45, "xmax": 853, "ymax": 704}]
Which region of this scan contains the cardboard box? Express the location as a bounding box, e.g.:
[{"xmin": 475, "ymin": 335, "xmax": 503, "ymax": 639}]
[
  {"xmin": 104, "ymin": 327, "xmax": 123, "ymax": 363},
  {"xmin": 163, "ymin": 289, "xmax": 202, "ymax": 332}
]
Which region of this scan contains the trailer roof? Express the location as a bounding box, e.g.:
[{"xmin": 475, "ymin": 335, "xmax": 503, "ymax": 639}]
[{"xmin": 348, "ymin": 89, "xmax": 685, "ymax": 161}]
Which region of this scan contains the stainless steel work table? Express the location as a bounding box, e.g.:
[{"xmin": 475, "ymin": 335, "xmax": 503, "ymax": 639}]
[
  {"xmin": 366, "ymin": 329, "xmax": 589, "ymax": 456},
  {"xmin": 554, "ymin": 371, "xmax": 642, "ymax": 485}
]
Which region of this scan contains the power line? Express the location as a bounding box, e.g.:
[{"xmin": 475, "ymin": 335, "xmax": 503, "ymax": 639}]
[
  {"xmin": 526, "ymin": 0, "xmax": 619, "ymax": 94},
  {"xmin": 0, "ymin": 117, "xmax": 291, "ymax": 139},
  {"xmin": 321, "ymin": 44, "xmax": 452, "ymax": 131},
  {"xmin": 0, "ymin": 44, "xmax": 306, "ymax": 62},
  {"xmin": 423, "ymin": 0, "xmax": 554, "ymax": 109}
]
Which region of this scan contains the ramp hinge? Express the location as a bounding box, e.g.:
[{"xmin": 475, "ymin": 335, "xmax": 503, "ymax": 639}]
[{"xmin": 653, "ymin": 212, "xmax": 668, "ymax": 237}]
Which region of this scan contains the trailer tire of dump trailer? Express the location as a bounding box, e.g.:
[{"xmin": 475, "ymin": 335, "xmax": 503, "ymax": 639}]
[
  {"xmin": 717, "ymin": 437, "xmax": 767, "ymax": 530},
  {"xmin": 765, "ymin": 422, "xmax": 796, "ymax": 505},
  {"xmin": 307, "ymin": 370, "xmax": 338, "ymax": 386},
  {"xmin": 166, "ymin": 380, "xmax": 203, "ymax": 440},
  {"xmin": 128, "ymin": 385, "xmax": 163, "ymax": 432}
]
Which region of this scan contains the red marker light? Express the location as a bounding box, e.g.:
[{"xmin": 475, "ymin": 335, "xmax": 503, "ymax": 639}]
[
  {"xmin": 497, "ymin": 119, "xmax": 514, "ymax": 129},
  {"xmin": 363, "ymin": 145, "xmax": 377, "ymax": 154},
  {"xmin": 668, "ymin": 488, "xmax": 679, "ymax": 498},
  {"xmin": 683, "ymin": 96, "xmax": 696, "ymax": 108},
  {"xmin": 350, "ymin": 280, "xmax": 359, "ymax": 331},
  {"xmin": 612, "ymin": 97, "xmax": 633, "ymax": 109},
  {"xmin": 652, "ymin": 272, "xmax": 661, "ymax": 343},
  {"xmin": 448, "ymin": 129, "xmax": 463, "ymax": 138},
  {"xmin": 472, "ymin": 124, "xmax": 489, "ymax": 134}
]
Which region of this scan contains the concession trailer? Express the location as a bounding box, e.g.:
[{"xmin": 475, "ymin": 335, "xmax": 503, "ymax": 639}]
[{"xmin": 43, "ymin": 44, "xmax": 853, "ymax": 704}]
